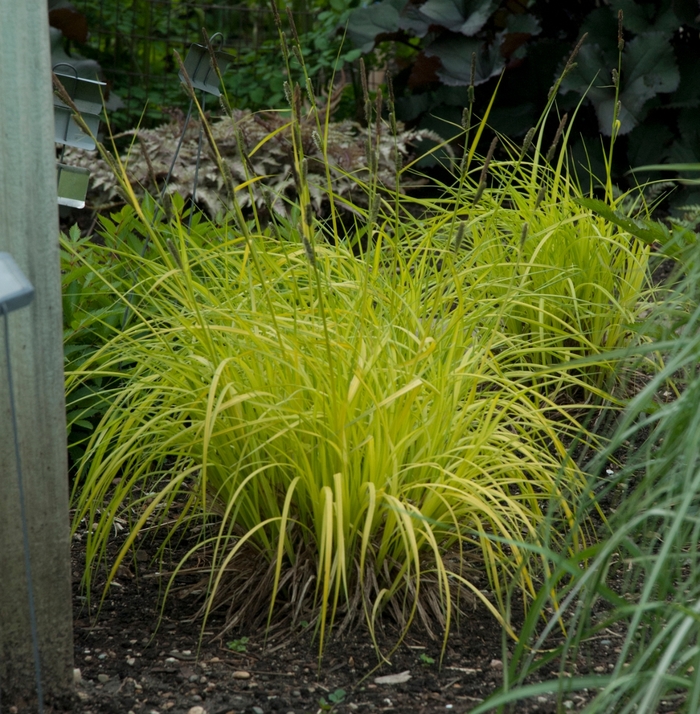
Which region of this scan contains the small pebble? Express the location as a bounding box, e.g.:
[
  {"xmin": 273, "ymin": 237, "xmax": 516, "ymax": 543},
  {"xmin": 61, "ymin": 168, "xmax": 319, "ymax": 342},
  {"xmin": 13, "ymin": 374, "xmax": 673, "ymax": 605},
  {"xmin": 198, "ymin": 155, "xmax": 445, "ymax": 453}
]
[
  {"xmin": 73, "ymin": 668, "xmax": 82, "ymax": 684},
  {"xmin": 232, "ymin": 670, "xmax": 251, "ymax": 679},
  {"xmin": 97, "ymin": 674, "xmax": 110, "ymax": 684},
  {"xmin": 537, "ymin": 697, "xmax": 548, "ymax": 703},
  {"xmin": 98, "ymin": 653, "xmax": 107, "ymax": 660},
  {"xmin": 187, "ymin": 706, "xmax": 206, "ymax": 713},
  {"xmin": 563, "ymin": 701, "xmax": 573, "ymax": 710},
  {"xmin": 126, "ymin": 657, "xmax": 136, "ymax": 666},
  {"xmin": 189, "ymin": 674, "xmax": 200, "ymax": 682},
  {"xmin": 165, "ymin": 657, "xmax": 177, "ymax": 664},
  {"xmin": 182, "ymin": 649, "xmax": 192, "ymax": 655},
  {"xmin": 490, "ymin": 659, "xmax": 503, "ymax": 669},
  {"xmin": 84, "ymin": 655, "xmax": 92, "ymax": 662},
  {"xmin": 252, "ymin": 708, "xmax": 264, "ymax": 714},
  {"xmin": 191, "ymin": 695, "xmax": 202, "ymax": 702},
  {"xmin": 594, "ymin": 665, "xmax": 605, "ymax": 673},
  {"xmin": 601, "ymin": 639, "xmax": 611, "ymax": 646}
]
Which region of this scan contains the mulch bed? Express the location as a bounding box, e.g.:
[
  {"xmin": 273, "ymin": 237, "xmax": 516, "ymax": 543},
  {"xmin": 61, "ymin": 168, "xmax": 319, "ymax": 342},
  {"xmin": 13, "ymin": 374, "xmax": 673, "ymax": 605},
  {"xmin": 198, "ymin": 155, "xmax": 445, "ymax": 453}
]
[{"xmin": 65, "ymin": 533, "xmax": 627, "ymax": 714}]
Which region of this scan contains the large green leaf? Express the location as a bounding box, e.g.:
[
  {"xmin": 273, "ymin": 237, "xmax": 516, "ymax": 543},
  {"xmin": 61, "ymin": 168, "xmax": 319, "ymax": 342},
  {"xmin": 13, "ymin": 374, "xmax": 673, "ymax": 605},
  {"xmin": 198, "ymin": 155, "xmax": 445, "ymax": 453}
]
[
  {"xmin": 575, "ymin": 197, "xmax": 670, "ymax": 246},
  {"xmin": 611, "ymin": 0, "xmax": 680, "ymax": 33},
  {"xmin": 505, "ymin": 12, "xmax": 541, "ymax": 36},
  {"xmin": 418, "ymin": 0, "xmax": 498, "ymax": 36},
  {"xmin": 670, "ymin": 45, "xmax": 700, "ymax": 108},
  {"xmin": 561, "ymin": 29, "xmax": 679, "ymax": 135},
  {"xmin": 425, "ymin": 33, "xmax": 504, "ymax": 86},
  {"xmin": 346, "ymin": 0, "xmax": 407, "ymax": 52},
  {"xmin": 671, "ymin": 0, "xmax": 700, "ymax": 29},
  {"xmin": 575, "ymin": 197, "xmax": 697, "ymax": 257}
]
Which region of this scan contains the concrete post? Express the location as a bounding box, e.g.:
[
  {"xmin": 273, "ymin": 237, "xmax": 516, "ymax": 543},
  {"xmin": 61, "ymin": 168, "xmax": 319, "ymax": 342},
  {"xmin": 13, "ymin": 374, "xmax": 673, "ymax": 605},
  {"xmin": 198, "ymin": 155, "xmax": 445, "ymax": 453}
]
[{"xmin": 0, "ymin": 0, "xmax": 74, "ymax": 709}]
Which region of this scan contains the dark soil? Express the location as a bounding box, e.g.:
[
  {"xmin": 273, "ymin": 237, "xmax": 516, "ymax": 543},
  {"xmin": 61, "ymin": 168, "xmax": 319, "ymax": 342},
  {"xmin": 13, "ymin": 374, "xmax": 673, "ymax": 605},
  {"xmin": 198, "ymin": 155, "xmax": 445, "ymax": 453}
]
[{"xmin": 64, "ymin": 533, "xmax": 629, "ymax": 714}]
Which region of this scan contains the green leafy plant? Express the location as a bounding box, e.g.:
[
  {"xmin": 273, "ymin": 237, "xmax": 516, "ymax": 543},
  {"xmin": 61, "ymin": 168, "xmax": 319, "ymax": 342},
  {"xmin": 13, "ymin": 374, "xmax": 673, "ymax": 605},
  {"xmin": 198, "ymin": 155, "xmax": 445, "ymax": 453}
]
[
  {"xmin": 61, "ymin": 221, "xmax": 136, "ymax": 462},
  {"xmin": 66, "ymin": 0, "xmax": 363, "ymax": 128},
  {"xmin": 346, "ymin": 0, "xmax": 700, "ymax": 193},
  {"xmin": 226, "ymin": 636, "xmax": 249, "ymax": 652},
  {"xmin": 419, "ymin": 652, "xmax": 435, "ymax": 665},
  {"xmin": 319, "ymin": 688, "xmax": 346, "ymax": 708},
  {"xmin": 62, "ymin": 109, "xmax": 440, "ymax": 216}
]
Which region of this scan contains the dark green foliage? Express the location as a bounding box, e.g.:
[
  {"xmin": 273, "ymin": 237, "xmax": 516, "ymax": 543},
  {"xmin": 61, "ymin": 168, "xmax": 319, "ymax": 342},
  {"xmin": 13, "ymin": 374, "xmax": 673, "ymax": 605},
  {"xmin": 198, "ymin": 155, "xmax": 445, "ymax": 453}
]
[
  {"xmin": 63, "ymin": 0, "xmax": 363, "ymax": 129},
  {"xmin": 61, "ymin": 223, "xmax": 123, "ymax": 462},
  {"xmin": 347, "ymin": 0, "xmax": 700, "ymax": 190}
]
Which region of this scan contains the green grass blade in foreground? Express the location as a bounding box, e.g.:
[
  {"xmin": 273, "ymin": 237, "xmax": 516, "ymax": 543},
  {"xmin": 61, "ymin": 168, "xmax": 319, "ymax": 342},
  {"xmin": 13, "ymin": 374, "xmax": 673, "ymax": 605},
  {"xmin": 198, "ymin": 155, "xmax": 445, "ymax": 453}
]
[{"xmin": 474, "ymin": 242, "xmax": 700, "ymax": 713}]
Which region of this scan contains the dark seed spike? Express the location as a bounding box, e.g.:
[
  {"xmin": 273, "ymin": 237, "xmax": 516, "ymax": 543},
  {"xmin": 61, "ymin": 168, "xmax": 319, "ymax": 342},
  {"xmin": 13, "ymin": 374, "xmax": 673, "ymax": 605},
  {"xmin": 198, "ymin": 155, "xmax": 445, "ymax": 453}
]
[
  {"xmin": 520, "ymin": 223, "xmax": 529, "ymax": 246},
  {"xmin": 292, "ymin": 44, "xmax": 304, "ymax": 67},
  {"xmin": 387, "ymin": 78, "xmax": 398, "ymax": 136},
  {"xmin": 234, "ymin": 127, "xmax": 255, "ymax": 176},
  {"xmin": 520, "ymin": 127, "xmax": 536, "ymax": 158},
  {"xmin": 359, "ymin": 59, "xmax": 370, "ymax": 124},
  {"xmin": 305, "ymin": 203, "xmax": 314, "ymax": 227},
  {"xmin": 563, "ymin": 33, "xmax": 588, "ymax": 77},
  {"xmin": 479, "ymin": 136, "xmax": 499, "ymax": 186},
  {"xmin": 374, "ymin": 87, "xmax": 383, "ymax": 143},
  {"xmin": 368, "ymin": 194, "xmax": 380, "ymax": 228},
  {"xmin": 535, "ymin": 184, "xmax": 547, "ymax": 210},
  {"xmin": 286, "ymin": 7, "xmax": 301, "ymax": 46},
  {"xmin": 306, "ymin": 77, "xmax": 315, "ymax": 107},
  {"xmin": 617, "ymin": 10, "xmax": 625, "ymax": 52},
  {"xmin": 452, "ymin": 223, "xmax": 466, "ymax": 253},
  {"xmin": 545, "ymin": 113, "xmax": 568, "ymax": 164},
  {"xmin": 270, "ymin": 0, "xmax": 282, "ymax": 30},
  {"xmin": 302, "ymin": 234, "xmax": 316, "ymax": 267},
  {"xmin": 293, "ymin": 83, "xmax": 302, "ymax": 123},
  {"xmin": 387, "ymin": 73, "xmax": 395, "ymax": 106},
  {"xmin": 166, "ymin": 239, "xmax": 183, "ymax": 269}
]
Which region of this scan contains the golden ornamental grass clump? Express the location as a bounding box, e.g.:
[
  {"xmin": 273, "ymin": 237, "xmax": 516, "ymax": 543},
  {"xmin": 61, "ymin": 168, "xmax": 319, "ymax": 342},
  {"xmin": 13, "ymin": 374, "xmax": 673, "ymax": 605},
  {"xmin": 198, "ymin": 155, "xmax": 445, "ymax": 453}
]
[{"xmin": 64, "ymin": 34, "xmax": 659, "ymax": 659}]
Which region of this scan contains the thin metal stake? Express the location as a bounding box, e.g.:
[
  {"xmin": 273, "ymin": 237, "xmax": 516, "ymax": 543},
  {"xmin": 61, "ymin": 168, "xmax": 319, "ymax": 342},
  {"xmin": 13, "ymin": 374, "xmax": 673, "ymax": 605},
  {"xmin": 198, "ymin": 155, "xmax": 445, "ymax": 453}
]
[{"xmin": 1, "ymin": 304, "xmax": 44, "ymax": 714}]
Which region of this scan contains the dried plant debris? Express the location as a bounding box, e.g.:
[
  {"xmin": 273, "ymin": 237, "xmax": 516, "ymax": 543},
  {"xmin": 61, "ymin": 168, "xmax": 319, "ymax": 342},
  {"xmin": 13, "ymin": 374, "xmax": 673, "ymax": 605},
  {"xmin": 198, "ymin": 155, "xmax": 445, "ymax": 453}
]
[{"xmin": 64, "ymin": 110, "xmax": 439, "ymax": 217}]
